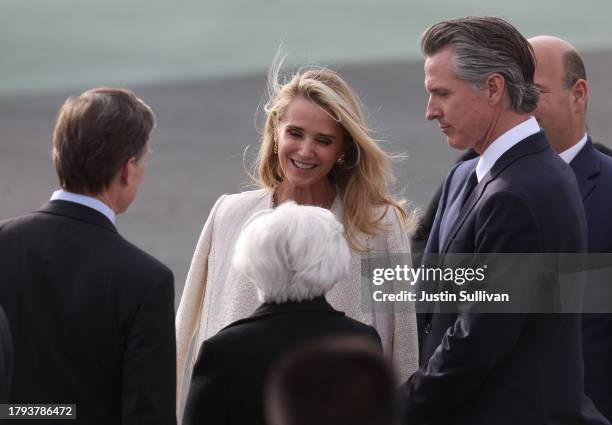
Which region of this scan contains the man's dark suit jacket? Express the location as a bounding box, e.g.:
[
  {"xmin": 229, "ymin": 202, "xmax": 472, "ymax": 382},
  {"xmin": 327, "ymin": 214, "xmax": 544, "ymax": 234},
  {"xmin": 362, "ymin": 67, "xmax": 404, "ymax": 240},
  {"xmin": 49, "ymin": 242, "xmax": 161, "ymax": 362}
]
[
  {"xmin": 400, "ymin": 131, "xmax": 609, "ymax": 425},
  {"xmin": 0, "ymin": 200, "xmax": 176, "ymax": 425},
  {"xmin": 0, "ymin": 305, "xmax": 13, "ymax": 402},
  {"xmin": 182, "ymin": 296, "xmax": 382, "ymax": 425},
  {"xmin": 573, "ymin": 138, "xmax": 612, "ymax": 421}
]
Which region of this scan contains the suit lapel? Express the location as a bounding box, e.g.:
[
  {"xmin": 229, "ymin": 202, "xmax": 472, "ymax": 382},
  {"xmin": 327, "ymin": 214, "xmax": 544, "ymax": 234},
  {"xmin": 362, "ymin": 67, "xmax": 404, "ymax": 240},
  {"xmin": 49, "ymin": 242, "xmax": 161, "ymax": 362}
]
[
  {"xmin": 441, "ymin": 131, "xmax": 550, "ymax": 254},
  {"xmin": 441, "ymin": 174, "xmax": 487, "ymax": 254},
  {"xmin": 438, "ymin": 159, "xmax": 478, "ymax": 252},
  {"xmin": 570, "ymin": 138, "xmax": 600, "ymax": 202}
]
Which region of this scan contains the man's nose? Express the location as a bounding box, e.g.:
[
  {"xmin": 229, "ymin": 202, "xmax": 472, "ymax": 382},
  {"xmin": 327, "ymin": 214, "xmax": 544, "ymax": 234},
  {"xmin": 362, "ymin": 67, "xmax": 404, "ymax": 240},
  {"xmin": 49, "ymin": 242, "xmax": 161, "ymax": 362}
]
[{"xmin": 425, "ymin": 98, "xmax": 441, "ymax": 121}]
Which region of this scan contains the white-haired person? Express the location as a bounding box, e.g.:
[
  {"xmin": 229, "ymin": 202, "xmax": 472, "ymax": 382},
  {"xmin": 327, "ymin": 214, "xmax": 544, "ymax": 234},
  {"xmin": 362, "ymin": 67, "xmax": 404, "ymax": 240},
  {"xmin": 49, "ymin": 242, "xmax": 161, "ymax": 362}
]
[
  {"xmin": 181, "ymin": 202, "xmax": 382, "ymax": 425},
  {"xmin": 176, "ymin": 65, "xmax": 419, "ymax": 410}
]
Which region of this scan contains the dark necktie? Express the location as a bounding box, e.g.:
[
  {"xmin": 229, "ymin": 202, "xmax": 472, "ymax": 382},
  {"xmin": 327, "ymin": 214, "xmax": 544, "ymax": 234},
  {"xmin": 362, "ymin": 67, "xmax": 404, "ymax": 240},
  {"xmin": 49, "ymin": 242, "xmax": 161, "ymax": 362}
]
[
  {"xmin": 437, "ymin": 169, "xmax": 478, "ymax": 253},
  {"xmin": 460, "ymin": 170, "xmax": 479, "ymax": 208}
]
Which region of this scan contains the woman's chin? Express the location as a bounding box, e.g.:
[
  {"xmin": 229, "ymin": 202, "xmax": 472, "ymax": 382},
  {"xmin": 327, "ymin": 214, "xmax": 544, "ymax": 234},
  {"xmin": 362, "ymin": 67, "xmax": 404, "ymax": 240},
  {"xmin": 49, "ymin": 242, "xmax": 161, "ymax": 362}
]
[{"xmin": 281, "ymin": 176, "xmax": 330, "ymax": 192}]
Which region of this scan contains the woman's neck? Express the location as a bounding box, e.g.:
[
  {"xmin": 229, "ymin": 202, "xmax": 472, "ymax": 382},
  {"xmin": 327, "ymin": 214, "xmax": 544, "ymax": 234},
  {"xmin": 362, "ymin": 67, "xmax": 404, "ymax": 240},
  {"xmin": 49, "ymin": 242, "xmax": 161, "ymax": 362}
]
[{"xmin": 274, "ymin": 180, "xmax": 336, "ymax": 209}]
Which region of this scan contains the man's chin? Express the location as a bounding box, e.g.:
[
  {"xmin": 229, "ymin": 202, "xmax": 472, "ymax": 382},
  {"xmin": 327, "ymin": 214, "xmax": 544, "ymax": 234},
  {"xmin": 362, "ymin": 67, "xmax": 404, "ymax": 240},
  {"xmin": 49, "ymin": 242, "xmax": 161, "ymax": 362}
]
[{"xmin": 447, "ymin": 138, "xmax": 470, "ymax": 151}]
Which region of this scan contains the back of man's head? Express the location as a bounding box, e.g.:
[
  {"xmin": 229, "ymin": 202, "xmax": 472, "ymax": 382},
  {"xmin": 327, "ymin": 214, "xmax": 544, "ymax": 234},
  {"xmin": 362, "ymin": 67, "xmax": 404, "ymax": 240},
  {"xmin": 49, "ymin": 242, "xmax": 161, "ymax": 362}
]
[
  {"xmin": 265, "ymin": 337, "xmax": 397, "ymax": 425},
  {"xmin": 52, "ymin": 87, "xmax": 155, "ymax": 195},
  {"xmin": 421, "ymin": 16, "xmax": 539, "ymax": 114}
]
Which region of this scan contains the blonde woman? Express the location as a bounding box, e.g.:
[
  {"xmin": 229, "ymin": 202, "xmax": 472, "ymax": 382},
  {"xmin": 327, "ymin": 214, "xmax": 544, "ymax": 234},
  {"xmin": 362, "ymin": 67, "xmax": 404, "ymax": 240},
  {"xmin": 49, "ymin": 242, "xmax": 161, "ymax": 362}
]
[{"xmin": 176, "ymin": 66, "xmax": 418, "ymax": 409}]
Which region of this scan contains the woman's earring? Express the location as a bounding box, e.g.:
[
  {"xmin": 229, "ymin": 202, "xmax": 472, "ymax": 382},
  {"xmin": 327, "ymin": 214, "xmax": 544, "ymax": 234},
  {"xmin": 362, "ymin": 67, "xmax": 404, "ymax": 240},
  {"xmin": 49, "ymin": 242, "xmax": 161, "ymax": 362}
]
[
  {"xmin": 273, "ymin": 143, "xmax": 278, "ymax": 154},
  {"xmin": 336, "ymin": 155, "xmax": 345, "ymax": 166}
]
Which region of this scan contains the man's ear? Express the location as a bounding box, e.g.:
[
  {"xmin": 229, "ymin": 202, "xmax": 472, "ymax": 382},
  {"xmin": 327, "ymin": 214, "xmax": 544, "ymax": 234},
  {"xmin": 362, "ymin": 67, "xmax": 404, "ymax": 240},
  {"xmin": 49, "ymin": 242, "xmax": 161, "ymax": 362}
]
[
  {"xmin": 119, "ymin": 157, "xmax": 138, "ymax": 186},
  {"xmin": 484, "ymin": 73, "xmax": 506, "ymax": 106},
  {"xmin": 570, "ymin": 79, "xmax": 588, "ymax": 113}
]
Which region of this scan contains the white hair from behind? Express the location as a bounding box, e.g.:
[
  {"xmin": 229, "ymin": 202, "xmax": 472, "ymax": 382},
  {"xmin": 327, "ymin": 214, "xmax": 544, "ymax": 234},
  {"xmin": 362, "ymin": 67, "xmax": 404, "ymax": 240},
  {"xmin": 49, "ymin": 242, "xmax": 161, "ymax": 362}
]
[{"xmin": 232, "ymin": 201, "xmax": 350, "ymax": 304}]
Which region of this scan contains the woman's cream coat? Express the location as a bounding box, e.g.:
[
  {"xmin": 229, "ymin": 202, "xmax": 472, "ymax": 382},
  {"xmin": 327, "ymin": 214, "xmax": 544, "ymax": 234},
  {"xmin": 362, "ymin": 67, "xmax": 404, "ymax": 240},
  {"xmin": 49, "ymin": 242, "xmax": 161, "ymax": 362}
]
[{"xmin": 176, "ymin": 189, "xmax": 418, "ymax": 411}]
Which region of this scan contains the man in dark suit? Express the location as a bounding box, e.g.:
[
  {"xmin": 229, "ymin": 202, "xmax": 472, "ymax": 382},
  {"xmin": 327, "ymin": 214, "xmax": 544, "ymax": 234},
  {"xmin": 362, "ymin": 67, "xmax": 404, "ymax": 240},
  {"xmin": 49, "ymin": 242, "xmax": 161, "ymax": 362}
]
[
  {"xmin": 530, "ymin": 35, "xmax": 612, "ymax": 421},
  {"xmin": 0, "ymin": 306, "xmax": 13, "ymax": 403},
  {"xmin": 0, "ymin": 88, "xmax": 176, "ymax": 424},
  {"xmin": 400, "ymin": 17, "xmax": 609, "ymax": 425},
  {"xmin": 182, "ymin": 202, "xmax": 382, "ymax": 425}
]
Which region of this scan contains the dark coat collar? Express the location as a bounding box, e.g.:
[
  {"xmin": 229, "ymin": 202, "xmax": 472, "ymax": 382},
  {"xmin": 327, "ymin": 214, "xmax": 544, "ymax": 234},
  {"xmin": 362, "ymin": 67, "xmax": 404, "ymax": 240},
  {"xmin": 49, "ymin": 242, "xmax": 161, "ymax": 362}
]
[
  {"xmin": 569, "ymin": 137, "xmax": 600, "ymax": 201},
  {"xmin": 222, "ymin": 296, "xmax": 344, "ymax": 331},
  {"xmin": 441, "ymin": 131, "xmax": 549, "ymax": 254},
  {"xmin": 38, "ymin": 200, "xmax": 117, "ymax": 234},
  {"xmin": 485, "ymin": 130, "xmax": 550, "ymax": 183}
]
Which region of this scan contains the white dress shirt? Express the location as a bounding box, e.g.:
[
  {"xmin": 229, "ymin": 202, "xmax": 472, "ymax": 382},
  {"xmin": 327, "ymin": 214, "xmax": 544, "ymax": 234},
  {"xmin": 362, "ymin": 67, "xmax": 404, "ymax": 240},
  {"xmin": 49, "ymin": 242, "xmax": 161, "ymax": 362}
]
[
  {"xmin": 475, "ymin": 116, "xmax": 541, "ymax": 182},
  {"xmin": 50, "ymin": 190, "xmax": 116, "ymax": 224},
  {"xmin": 559, "ymin": 134, "xmax": 588, "ymax": 164}
]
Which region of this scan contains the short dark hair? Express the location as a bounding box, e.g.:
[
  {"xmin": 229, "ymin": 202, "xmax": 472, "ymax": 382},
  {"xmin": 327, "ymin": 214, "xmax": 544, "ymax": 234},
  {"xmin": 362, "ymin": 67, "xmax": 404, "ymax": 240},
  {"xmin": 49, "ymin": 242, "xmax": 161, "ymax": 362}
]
[
  {"xmin": 562, "ymin": 50, "xmax": 587, "ymax": 89},
  {"xmin": 421, "ymin": 16, "xmax": 539, "ymax": 113},
  {"xmin": 265, "ymin": 337, "xmax": 397, "ymax": 425},
  {"xmin": 52, "ymin": 87, "xmax": 155, "ymax": 194}
]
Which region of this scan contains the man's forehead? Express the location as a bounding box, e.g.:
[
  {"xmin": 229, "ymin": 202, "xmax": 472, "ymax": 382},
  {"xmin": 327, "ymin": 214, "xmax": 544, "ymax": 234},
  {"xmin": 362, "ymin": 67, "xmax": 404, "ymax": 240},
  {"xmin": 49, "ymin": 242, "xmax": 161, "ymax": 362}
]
[
  {"xmin": 424, "ymin": 47, "xmax": 454, "ymax": 71},
  {"xmin": 424, "ymin": 54, "xmax": 458, "ymax": 88},
  {"xmin": 425, "ymin": 51, "xmax": 459, "ymax": 84}
]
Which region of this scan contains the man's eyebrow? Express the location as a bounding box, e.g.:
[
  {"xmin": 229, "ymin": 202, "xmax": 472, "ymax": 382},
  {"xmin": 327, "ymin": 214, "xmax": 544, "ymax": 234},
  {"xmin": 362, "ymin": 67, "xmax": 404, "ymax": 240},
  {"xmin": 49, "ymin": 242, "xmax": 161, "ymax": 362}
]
[{"xmin": 427, "ymin": 86, "xmax": 448, "ymax": 94}]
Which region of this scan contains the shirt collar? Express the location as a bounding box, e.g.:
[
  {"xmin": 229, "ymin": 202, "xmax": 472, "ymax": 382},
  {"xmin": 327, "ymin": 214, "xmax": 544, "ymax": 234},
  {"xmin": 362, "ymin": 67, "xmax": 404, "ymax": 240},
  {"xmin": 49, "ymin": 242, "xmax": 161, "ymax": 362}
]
[
  {"xmin": 475, "ymin": 116, "xmax": 541, "ymax": 182},
  {"xmin": 559, "ymin": 133, "xmax": 588, "ymax": 164},
  {"xmin": 50, "ymin": 190, "xmax": 116, "ymax": 224}
]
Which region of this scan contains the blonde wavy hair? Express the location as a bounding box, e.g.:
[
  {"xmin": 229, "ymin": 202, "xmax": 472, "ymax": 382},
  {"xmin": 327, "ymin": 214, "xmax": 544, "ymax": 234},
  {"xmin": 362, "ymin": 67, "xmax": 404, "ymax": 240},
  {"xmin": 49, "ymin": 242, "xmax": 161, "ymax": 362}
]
[{"xmin": 254, "ymin": 64, "xmax": 409, "ymax": 250}]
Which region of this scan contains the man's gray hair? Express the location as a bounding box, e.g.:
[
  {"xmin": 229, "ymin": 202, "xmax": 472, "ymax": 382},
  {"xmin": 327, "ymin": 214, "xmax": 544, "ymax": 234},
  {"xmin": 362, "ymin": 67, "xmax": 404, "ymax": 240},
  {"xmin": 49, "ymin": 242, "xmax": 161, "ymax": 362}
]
[
  {"xmin": 233, "ymin": 202, "xmax": 350, "ymax": 303},
  {"xmin": 421, "ymin": 16, "xmax": 539, "ymax": 113}
]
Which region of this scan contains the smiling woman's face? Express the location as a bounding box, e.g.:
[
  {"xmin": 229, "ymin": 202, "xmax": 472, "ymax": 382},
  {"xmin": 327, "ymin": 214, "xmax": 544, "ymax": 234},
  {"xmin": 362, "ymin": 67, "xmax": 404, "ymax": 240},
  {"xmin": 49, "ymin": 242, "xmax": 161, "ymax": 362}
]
[{"xmin": 276, "ymin": 97, "xmax": 345, "ymax": 192}]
